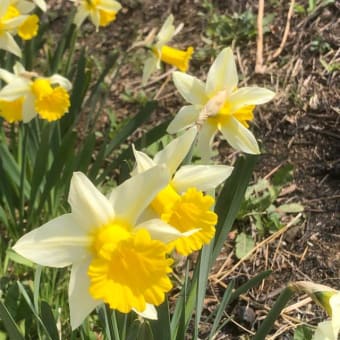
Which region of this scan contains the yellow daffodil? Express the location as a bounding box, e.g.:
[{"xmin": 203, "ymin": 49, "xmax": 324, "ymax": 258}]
[
  {"xmin": 142, "ymin": 14, "xmax": 194, "ymax": 85},
  {"xmin": 0, "ymin": 0, "xmax": 32, "ymax": 57},
  {"xmin": 13, "ymin": 168, "xmax": 193, "ymax": 329},
  {"xmin": 0, "ymin": 62, "xmax": 72, "ymax": 123},
  {"xmin": 132, "ymin": 127, "xmax": 233, "ymax": 255},
  {"xmin": 167, "ymin": 47, "xmax": 275, "ymax": 159},
  {"xmin": 72, "ymin": 0, "xmax": 121, "ymax": 31},
  {"xmin": 290, "ymin": 282, "xmax": 340, "ymax": 340}
]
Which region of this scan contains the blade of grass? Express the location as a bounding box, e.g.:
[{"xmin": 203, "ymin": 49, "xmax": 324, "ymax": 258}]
[{"xmin": 0, "ymin": 300, "xmax": 25, "ymax": 340}]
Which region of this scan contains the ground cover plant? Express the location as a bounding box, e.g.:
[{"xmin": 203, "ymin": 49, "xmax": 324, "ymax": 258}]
[{"xmin": 0, "ymin": 0, "xmax": 339, "ymax": 339}]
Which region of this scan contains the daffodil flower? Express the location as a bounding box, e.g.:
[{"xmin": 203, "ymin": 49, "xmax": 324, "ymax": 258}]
[
  {"xmin": 142, "ymin": 14, "xmax": 194, "ymax": 85},
  {"xmin": 290, "ymin": 281, "xmax": 340, "ymax": 340},
  {"xmin": 0, "ymin": 0, "xmax": 33, "ymax": 57},
  {"xmin": 0, "ymin": 62, "xmax": 72, "ymax": 123},
  {"xmin": 72, "ymin": 0, "xmax": 122, "ymax": 31},
  {"xmin": 13, "ymin": 168, "xmax": 194, "ymax": 329},
  {"xmin": 132, "ymin": 127, "xmax": 233, "ymax": 255},
  {"xmin": 167, "ymin": 47, "xmax": 275, "ymax": 158},
  {"xmin": 312, "ymin": 291, "xmax": 340, "ymax": 340}
]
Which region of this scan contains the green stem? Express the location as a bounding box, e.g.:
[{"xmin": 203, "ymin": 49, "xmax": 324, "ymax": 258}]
[
  {"xmin": 111, "ymin": 310, "xmax": 121, "ymax": 340},
  {"xmin": 19, "ymin": 124, "xmax": 28, "ymax": 228}
]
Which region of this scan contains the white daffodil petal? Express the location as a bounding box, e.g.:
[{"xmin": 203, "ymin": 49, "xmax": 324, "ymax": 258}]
[
  {"xmin": 228, "ymin": 87, "xmax": 275, "ymax": 114},
  {"xmin": 0, "ymin": 1, "xmax": 11, "ymax": 17},
  {"xmin": 34, "ymin": 0, "xmax": 47, "ymax": 11},
  {"xmin": 330, "ymin": 293, "xmax": 340, "ymax": 334},
  {"xmin": 98, "ymin": 0, "xmax": 121, "ymax": 12},
  {"xmin": 134, "ymin": 304, "xmax": 157, "ymax": 320},
  {"xmin": 15, "ymin": 1, "xmax": 35, "ymax": 14},
  {"xmin": 312, "ymin": 321, "xmax": 336, "ymax": 340},
  {"xmin": 22, "ymin": 92, "xmax": 38, "ymax": 123},
  {"xmin": 49, "ymin": 75, "xmax": 72, "ymax": 91},
  {"xmin": 154, "ymin": 126, "xmax": 197, "ymax": 175},
  {"xmin": 157, "ymin": 14, "xmax": 175, "ymax": 44},
  {"xmin": 136, "ymin": 219, "xmax": 195, "ymax": 243},
  {"xmin": 206, "ymin": 47, "xmax": 238, "ymax": 97},
  {"xmin": 0, "ymin": 69, "xmax": 17, "ymax": 84},
  {"xmin": 196, "ymin": 122, "xmax": 216, "ymax": 162},
  {"xmin": 69, "ymin": 260, "xmax": 101, "ymax": 330},
  {"xmin": 13, "ymin": 62, "xmax": 26, "ymax": 75},
  {"xmin": 13, "ymin": 214, "xmax": 89, "ymax": 268},
  {"xmin": 0, "ymin": 80, "xmax": 29, "ymax": 100},
  {"xmin": 219, "ymin": 116, "xmax": 260, "ymax": 154},
  {"xmin": 167, "ymin": 105, "xmax": 200, "ymax": 134},
  {"xmin": 73, "ymin": 8, "xmax": 88, "ymax": 28},
  {"xmin": 173, "ymin": 71, "xmax": 208, "ymax": 105},
  {"xmin": 142, "ymin": 56, "xmax": 158, "ymax": 85},
  {"xmin": 172, "ymin": 164, "xmax": 233, "ymax": 193},
  {"xmin": 68, "ymin": 172, "xmax": 114, "ymax": 231},
  {"xmin": 110, "ymin": 166, "xmax": 170, "ymax": 224},
  {"xmin": 0, "ymin": 33, "xmax": 22, "ymax": 58},
  {"xmin": 131, "ymin": 145, "xmax": 156, "ymax": 175}
]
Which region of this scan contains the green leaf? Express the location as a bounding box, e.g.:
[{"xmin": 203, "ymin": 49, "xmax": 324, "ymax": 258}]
[
  {"xmin": 253, "ymin": 287, "xmax": 294, "ymax": 340},
  {"xmin": 294, "ymin": 325, "xmax": 314, "ymax": 340},
  {"xmin": 40, "ymin": 301, "xmax": 59, "ymax": 340},
  {"xmin": 235, "ymin": 232, "xmax": 255, "ymax": 259},
  {"xmin": 213, "ymin": 154, "xmax": 258, "ymax": 263},
  {"xmin": 0, "ymin": 300, "xmax": 24, "ymax": 340}
]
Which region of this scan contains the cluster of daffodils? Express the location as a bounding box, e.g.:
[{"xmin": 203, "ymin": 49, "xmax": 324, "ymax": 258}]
[
  {"xmin": 0, "ymin": 0, "xmax": 46, "ymax": 57},
  {"xmin": 0, "ymin": 62, "xmax": 71, "ymax": 122},
  {"xmin": 13, "ymin": 127, "xmax": 233, "ymax": 329}
]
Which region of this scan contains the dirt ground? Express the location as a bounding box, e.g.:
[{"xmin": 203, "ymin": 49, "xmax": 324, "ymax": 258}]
[{"xmin": 52, "ymin": 0, "xmax": 339, "ymax": 338}]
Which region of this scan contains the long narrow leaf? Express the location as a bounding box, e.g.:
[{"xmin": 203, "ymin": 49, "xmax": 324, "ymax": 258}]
[{"xmin": 0, "ymin": 300, "xmax": 25, "ymax": 340}]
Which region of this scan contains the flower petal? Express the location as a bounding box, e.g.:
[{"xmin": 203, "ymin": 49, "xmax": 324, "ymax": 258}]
[
  {"xmin": 110, "ymin": 165, "xmax": 170, "ymax": 224},
  {"xmin": 154, "ymin": 126, "xmax": 197, "ymax": 176},
  {"xmin": 13, "ymin": 214, "xmax": 88, "ymax": 267},
  {"xmin": 172, "ymin": 164, "xmax": 233, "ymax": 193},
  {"xmin": 49, "ymin": 74, "xmax": 72, "ymax": 91},
  {"xmin": 172, "ymin": 71, "xmax": 208, "ymax": 105},
  {"xmin": 134, "ymin": 304, "xmax": 157, "ymax": 320},
  {"xmin": 196, "ymin": 122, "xmax": 216, "ymax": 162},
  {"xmin": 136, "ymin": 219, "xmax": 198, "ymax": 243},
  {"xmin": 228, "ymin": 87, "xmax": 275, "ymax": 114},
  {"xmin": 142, "ymin": 56, "xmax": 158, "ymax": 85},
  {"xmin": 219, "ymin": 116, "xmax": 260, "ymax": 154},
  {"xmin": 156, "ymin": 14, "xmax": 175, "ymax": 45},
  {"xmin": 167, "ymin": 105, "xmax": 200, "ymax": 134},
  {"xmin": 0, "ymin": 33, "xmax": 22, "ymax": 58},
  {"xmin": 34, "ymin": 0, "xmax": 47, "ymax": 11},
  {"xmin": 69, "ymin": 260, "xmax": 101, "ymax": 330},
  {"xmin": 0, "ymin": 79, "xmax": 30, "ymax": 101},
  {"xmin": 22, "ymin": 92, "xmax": 38, "ymax": 122},
  {"xmin": 68, "ymin": 172, "xmax": 114, "ymax": 231},
  {"xmin": 205, "ymin": 47, "xmax": 238, "ymax": 97},
  {"xmin": 73, "ymin": 7, "xmax": 88, "ymax": 28},
  {"xmin": 131, "ymin": 145, "xmax": 156, "ymax": 175}
]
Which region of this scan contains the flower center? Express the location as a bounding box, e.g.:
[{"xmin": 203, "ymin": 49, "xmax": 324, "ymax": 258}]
[
  {"xmin": 0, "ymin": 97, "xmax": 24, "ymax": 122},
  {"xmin": 88, "ymin": 224, "xmax": 173, "ymax": 313},
  {"xmin": 31, "ymin": 78, "xmax": 70, "ymax": 121},
  {"xmin": 99, "ymin": 9, "xmax": 117, "ymax": 26},
  {"xmin": 218, "ymin": 102, "xmax": 255, "ymax": 128},
  {"xmin": 151, "ymin": 185, "xmax": 217, "ymax": 255},
  {"xmin": 153, "ymin": 45, "xmax": 194, "ymax": 72}
]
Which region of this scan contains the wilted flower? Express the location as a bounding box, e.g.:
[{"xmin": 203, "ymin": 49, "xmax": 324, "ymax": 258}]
[
  {"xmin": 290, "ymin": 281, "xmax": 340, "ymax": 340},
  {"xmin": 167, "ymin": 47, "xmax": 275, "ymax": 159},
  {"xmin": 71, "ymin": 0, "xmax": 122, "ymax": 31},
  {"xmin": 0, "ymin": 62, "xmax": 72, "ymax": 123},
  {"xmin": 142, "ymin": 14, "xmax": 194, "ymax": 85},
  {"xmin": 132, "ymin": 127, "xmax": 233, "ymax": 255},
  {"xmin": 13, "ymin": 169, "xmax": 194, "ymax": 329}
]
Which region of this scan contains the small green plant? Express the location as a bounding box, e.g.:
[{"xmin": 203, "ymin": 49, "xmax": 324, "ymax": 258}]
[{"xmin": 235, "ymin": 164, "xmax": 304, "ymax": 258}]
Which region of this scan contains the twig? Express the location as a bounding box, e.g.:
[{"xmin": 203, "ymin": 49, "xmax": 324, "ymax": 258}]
[
  {"xmin": 212, "ymin": 213, "xmax": 302, "ymax": 285},
  {"xmin": 255, "ymin": 0, "xmax": 265, "ymax": 73},
  {"xmin": 270, "ymin": 0, "xmax": 295, "ymax": 60}
]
